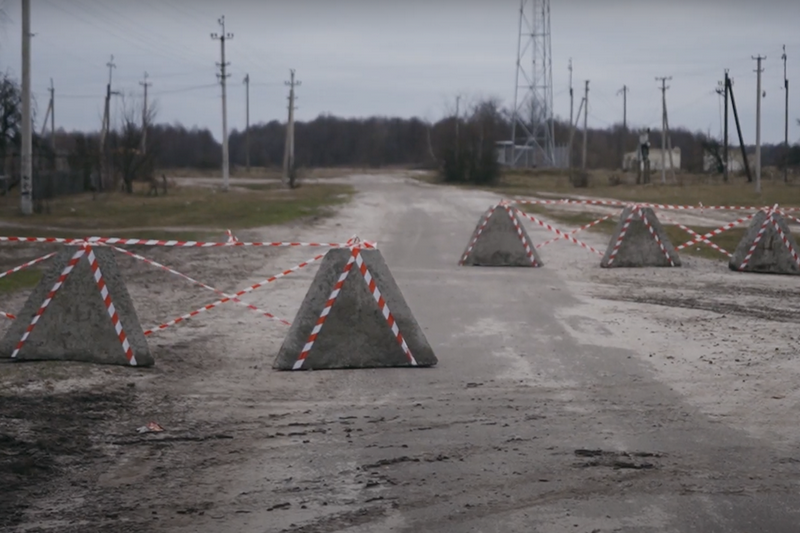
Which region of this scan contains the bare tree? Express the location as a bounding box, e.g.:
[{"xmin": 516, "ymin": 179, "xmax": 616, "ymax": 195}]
[{"xmin": 110, "ymin": 94, "xmax": 159, "ymax": 194}]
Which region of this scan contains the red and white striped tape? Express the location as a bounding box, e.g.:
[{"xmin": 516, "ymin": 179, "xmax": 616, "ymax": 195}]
[
  {"xmin": 535, "ymin": 214, "xmax": 612, "ymax": 249},
  {"xmin": 667, "ymin": 219, "xmax": 731, "ymax": 257},
  {"xmin": 293, "ymin": 250, "xmax": 357, "ymax": 370},
  {"xmin": 514, "ymin": 208, "xmax": 603, "ymax": 257},
  {"xmin": 675, "ymin": 214, "xmax": 755, "ymax": 252},
  {"xmin": 0, "ymin": 236, "xmax": 85, "ymax": 244},
  {"xmin": 1, "ymin": 311, "xmax": 15, "ymax": 320},
  {"xmin": 605, "ymin": 207, "xmax": 636, "ymax": 266},
  {"xmin": 143, "ymin": 253, "xmax": 324, "ymax": 336},
  {"xmin": 738, "ymin": 212, "xmax": 775, "ymax": 270},
  {"xmin": 110, "ymin": 246, "xmax": 289, "ymax": 325},
  {"xmin": 504, "ymin": 206, "xmax": 539, "ymax": 266},
  {"xmin": 635, "ymin": 206, "xmax": 675, "ymax": 266},
  {"xmin": 0, "ymin": 252, "xmax": 57, "ymax": 280},
  {"xmin": 225, "ymin": 229, "xmax": 239, "ymax": 243},
  {"xmin": 459, "ymin": 205, "xmax": 498, "ymax": 265},
  {"xmin": 503, "ymin": 199, "xmax": 771, "ymax": 211},
  {"xmin": 85, "ymin": 245, "xmax": 137, "ymax": 366},
  {"xmin": 769, "ymin": 216, "xmax": 800, "ymax": 268},
  {"xmin": 354, "ymin": 249, "xmax": 417, "ymax": 366},
  {"xmin": 84, "ymin": 236, "xmax": 352, "ymax": 248},
  {"xmin": 11, "ymin": 247, "xmax": 86, "ymax": 359}
]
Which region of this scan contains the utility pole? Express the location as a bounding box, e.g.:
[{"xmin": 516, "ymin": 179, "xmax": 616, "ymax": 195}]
[
  {"xmin": 455, "ymin": 94, "xmax": 461, "ymax": 167},
  {"xmin": 568, "ymin": 96, "xmax": 585, "ymax": 174},
  {"xmin": 243, "ymin": 73, "xmax": 250, "ymax": 172},
  {"xmin": 40, "ymin": 79, "xmax": 54, "ymax": 149},
  {"xmin": 782, "ymin": 45, "xmax": 789, "ymax": 183},
  {"xmin": 99, "ymin": 55, "xmax": 116, "ymax": 192},
  {"xmin": 582, "ymin": 80, "xmax": 589, "ymax": 170},
  {"xmin": 617, "ymin": 85, "xmax": 629, "ymax": 130},
  {"xmin": 656, "ymin": 77, "xmax": 672, "ymax": 184},
  {"xmin": 616, "ymin": 84, "xmax": 628, "ymax": 170},
  {"xmin": 728, "ymin": 76, "xmax": 752, "ymax": 182},
  {"xmin": 752, "ymin": 55, "xmax": 765, "ymax": 193},
  {"xmin": 568, "ymin": 59, "xmax": 574, "ymax": 133},
  {"xmin": 20, "ymin": 0, "xmax": 32, "ymax": 215},
  {"xmin": 49, "ymin": 79, "xmax": 55, "ymax": 152},
  {"xmin": 282, "ymin": 69, "xmax": 300, "ymax": 187},
  {"xmin": 715, "ymin": 77, "xmax": 728, "ymax": 180},
  {"xmin": 211, "ymin": 16, "xmax": 233, "ymax": 192},
  {"xmin": 140, "ymin": 72, "xmax": 151, "ymax": 154}
]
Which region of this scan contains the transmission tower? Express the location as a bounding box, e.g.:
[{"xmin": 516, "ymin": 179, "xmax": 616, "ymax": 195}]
[{"xmin": 509, "ymin": 0, "xmax": 555, "ymax": 168}]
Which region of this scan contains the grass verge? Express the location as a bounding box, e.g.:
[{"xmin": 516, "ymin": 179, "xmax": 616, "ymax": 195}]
[
  {"xmin": 0, "ymin": 183, "xmax": 354, "ymax": 239},
  {"xmin": 414, "ymin": 168, "xmax": 800, "ymax": 209},
  {"xmin": 0, "ymin": 268, "xmax": 42, "ymax": 294}
]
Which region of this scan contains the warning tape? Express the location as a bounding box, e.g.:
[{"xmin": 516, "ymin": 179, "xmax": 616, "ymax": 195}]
[
  {"xmin": 738, "ymin": 211, "xmax": 775, "ymax": 270},
  {"xmin": 84, "ymin": 236, "xmax": 352, "ymax": 248},
  {"xmin": 0, "ymin": 252, "xmax": 57, "ymax": 280},
  {"xmin": 354, "ymin": 249, "xmax": 417, "ymax": 366},
  {"xmin": 675, "ymin": 214, "xmax": 755, "ymax": 252},
  {"xmin": 225, "ymin": 229, "xmax": 239, "ymax": 243},
  {"xmin": 143, "ymin": 253, "xmax": 324, "ymax": 336},
  {"xmin": 666, "ymin": 219, "xmax": 731, "ymax": 257},
  {"xmin": 504, "ymin": 199, "xmax": 769, "ymax": 211},
  {"xmin": 514, "ymin": 208, "xmax": 603, "ymax": 257},
  {"xmin": 535, "ymin": 214, "xmax": 612, "ymax": 249},
  {"xmin": 459, "ymin": 205, "xmax": 498, "ymax": 266},
  {"xmin": 293, "ymin": 251, "xmax": 357, "ymax": 370},
  {"xmin": 769, "ymin": 216, "xmax": 800, "ymax": 268},
  {"xmin": 110, "ymin": 246, "xmax": 290, "ymax": 325},
  {"xmin": 1, "ymin": 311, "xmax": 15, "ymax": 320},
  {"xmin": 86, "ymin": 245, "xmax": 137, "ymax": 366},
  {"xmin": 635, "ymin": 206, "xmax": 675, "ymax": 266},
  {"xmin": 504, "ymin": 206, "xmax": 539, "ymax": 266},
  {"xmin": 605, "ymin": 208, "xmax": 636, "ymax": 266},
  {"xmin": 0, "ymin": 236, "xmax": 85, "ymax": 244},
  {"xmin": 11, "ymin": 247, "xmax": 86, "ymax": 359}
]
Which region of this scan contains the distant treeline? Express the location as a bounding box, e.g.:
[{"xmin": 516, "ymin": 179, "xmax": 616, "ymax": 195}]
[{"xmin": 31, "ymin": 112, "xmax": 798, "ymax": 177}]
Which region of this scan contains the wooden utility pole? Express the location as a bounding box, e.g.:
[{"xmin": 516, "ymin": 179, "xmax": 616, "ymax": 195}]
[
  {"xmin": 99, "ymin": 54, "xmax": 116, "ymax": 192},
  {"xmin": 617, "ymin": 85, "xmax": 628, "ymax": 130},
  {"xmin": 617, "ymin": 84, "xmax": 628, "ymax": 169},
  {"xmin": 782, "ymin": 45, "xmax": 789, "ymax": 183},
  {"xmin": 211, "ymin": 16, "xmax": 233, "ymax": 191},
  {"xmin": 140, "ymin": 72, "xmax": 151, "ymax": 154},
  {"xmin": 568, "ymin": 59, "xmax": 574, "ymax": 133},
  {"xmin": 243, "ymin": 73, "xmax": 250, "ymax": 172},
  {"xmin": 20, "ymin": 0, "xmax": 32, "ymax": 214},
  {"xmin": 752, "ymin": 55, "xmax": 765, "ymax": 193},
  {"xmin": 582, "ymin": 80, "xmax": 589, "ymax": 170},
  {"xmin": 282, "ymin": 69, "xmax": 300, "ymax": 187},
  {"xmin": 724, "ymin": 70, "xmax": 729, "ymax": 181},
  {"xmin": 568, "ymin": 96, "xmax": 585, "ymax": 173},
  {"xmin": 727, "ymin": 76, "xmax": 752, "ymax": 182},
  {"xmin": 656, "ymin": 76, "xmax": 672, "ymax": 184}
]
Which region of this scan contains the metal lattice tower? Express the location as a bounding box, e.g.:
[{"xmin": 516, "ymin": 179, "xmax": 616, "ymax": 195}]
[{"xmin": 509, "ymin": 0, "xmax": 555, "ymax": 168}]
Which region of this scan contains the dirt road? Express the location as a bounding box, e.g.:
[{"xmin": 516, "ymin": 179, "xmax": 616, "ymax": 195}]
[{"xmin": 3, "ymin": 173, "xmax": 800, "ymax": 532}]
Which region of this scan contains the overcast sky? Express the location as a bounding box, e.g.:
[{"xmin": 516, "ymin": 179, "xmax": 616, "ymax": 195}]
[{"xmin": 0, "ymin": 0, "xmax": 798, "ymax": 145}]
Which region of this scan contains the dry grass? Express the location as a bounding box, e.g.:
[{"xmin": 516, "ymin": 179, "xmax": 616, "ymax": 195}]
[
  {"xmin": 0, "ymin": 182, "xmax": 354, "ymax": 241},
  {"xmin": 412, "ymin": 168, "xmax": 800, "ymax": 209}
]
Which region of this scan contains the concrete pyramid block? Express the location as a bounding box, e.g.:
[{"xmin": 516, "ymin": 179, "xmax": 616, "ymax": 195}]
[
  {"xmin": 0, "ymin": 246, "xmax": 153, "ymax": 366},
  {"xmin": 601, "ymin": 206, "xmax": 681, "ymax": 268},
  {"xmin": 729, "ymin": 211, "xmax": 800, "ymax": 275},
  {"xmin": 273, "ymin": 248, "xmax": 437, "ymax": 370},
  {"xmin": 460, "ymin": 205, "xmax": 542, "ymax": 267}
]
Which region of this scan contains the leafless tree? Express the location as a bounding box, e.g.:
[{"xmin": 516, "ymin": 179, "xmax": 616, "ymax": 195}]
[{"xmin": 110, "ymin": 94, "xmax": 159, "ymax": 194}]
